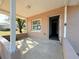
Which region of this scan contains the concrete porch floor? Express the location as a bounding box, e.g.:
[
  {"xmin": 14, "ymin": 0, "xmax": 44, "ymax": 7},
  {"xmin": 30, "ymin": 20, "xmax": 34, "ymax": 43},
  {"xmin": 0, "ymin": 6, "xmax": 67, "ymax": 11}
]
[{"xmin": 15, "ymin": 38, "xmax": 63, "ymax": 59}]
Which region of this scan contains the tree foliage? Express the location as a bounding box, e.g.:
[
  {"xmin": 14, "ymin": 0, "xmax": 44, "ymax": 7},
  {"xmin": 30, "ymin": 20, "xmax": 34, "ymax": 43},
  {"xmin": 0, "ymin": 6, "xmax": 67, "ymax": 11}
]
[{"xmin": 16, "ymin": 18, "xmax": 25, "ymax": 33}]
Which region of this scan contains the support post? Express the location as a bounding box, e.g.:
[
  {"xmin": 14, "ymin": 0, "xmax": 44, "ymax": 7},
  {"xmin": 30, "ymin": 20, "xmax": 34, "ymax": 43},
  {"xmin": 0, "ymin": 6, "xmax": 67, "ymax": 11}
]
[
  {"xmin": 10, "ymin": 0, "xmax": 16, "ymax": 53},
  {"xmin": 64, "ymin": 0, "xmax": 68, "ymax": 38}
]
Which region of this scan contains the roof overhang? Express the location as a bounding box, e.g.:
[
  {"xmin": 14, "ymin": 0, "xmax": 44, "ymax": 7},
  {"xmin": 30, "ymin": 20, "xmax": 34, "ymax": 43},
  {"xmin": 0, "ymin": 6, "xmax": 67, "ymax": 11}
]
[{"xmin": 0, "ymin": 0, "xmax": 79, "ymax": 17}]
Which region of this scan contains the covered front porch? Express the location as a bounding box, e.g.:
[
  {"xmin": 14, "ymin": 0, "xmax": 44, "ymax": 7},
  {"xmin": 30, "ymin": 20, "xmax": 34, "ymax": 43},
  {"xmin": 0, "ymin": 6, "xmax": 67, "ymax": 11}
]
[{"xmin": 0, "ymin": 0, "xmax": 79, "ymax": 59}]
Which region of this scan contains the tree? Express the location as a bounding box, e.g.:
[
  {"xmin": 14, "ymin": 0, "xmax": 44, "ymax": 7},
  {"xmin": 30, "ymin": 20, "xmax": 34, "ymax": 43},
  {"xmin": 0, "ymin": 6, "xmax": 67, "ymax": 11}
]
[{"xmin": 16, "ymin": 18, "xmax": 25, "ymax": 33}]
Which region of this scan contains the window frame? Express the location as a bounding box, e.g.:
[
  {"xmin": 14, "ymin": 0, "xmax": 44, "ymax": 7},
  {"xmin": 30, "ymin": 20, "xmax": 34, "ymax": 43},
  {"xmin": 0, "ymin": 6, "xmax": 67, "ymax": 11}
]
[{"xmin": 31, "ymin": 18, "xmax": 41, "ymax": 32}]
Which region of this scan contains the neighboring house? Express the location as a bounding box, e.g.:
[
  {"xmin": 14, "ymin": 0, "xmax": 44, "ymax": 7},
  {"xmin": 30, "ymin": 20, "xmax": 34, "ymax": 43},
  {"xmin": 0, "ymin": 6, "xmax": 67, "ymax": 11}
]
[
  {"xmin": 0, "ymin": 23, "xmax": 10, "ymax": 30},
  {"xmin": 0, "ymin": 14, "xmax": 10, "ymax": 30}
]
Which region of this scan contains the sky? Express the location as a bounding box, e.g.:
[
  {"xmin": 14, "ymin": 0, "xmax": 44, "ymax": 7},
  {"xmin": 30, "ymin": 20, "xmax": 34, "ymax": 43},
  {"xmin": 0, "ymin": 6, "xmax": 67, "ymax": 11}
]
[{"xmin": 0, "ymin": 14, "xmax": 9, "ymax": 24}]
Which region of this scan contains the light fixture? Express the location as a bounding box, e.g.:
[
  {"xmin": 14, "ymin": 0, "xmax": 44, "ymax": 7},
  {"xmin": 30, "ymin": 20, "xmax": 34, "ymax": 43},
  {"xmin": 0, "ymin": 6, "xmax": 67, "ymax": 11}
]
[
  {"xmin": 24, "ymin": 0, "xmax": 31, "ymax": 9},
  {"xmin": 25, "ymin": 4, "xmax": 31, "ymax": 9}
]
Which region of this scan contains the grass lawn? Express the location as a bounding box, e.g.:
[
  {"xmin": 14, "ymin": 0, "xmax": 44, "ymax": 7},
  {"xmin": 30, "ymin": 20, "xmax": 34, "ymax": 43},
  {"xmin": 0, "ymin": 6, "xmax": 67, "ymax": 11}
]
[{"xmin": 0, "ymin": 31, "xmax": 20, "ymax": 36}]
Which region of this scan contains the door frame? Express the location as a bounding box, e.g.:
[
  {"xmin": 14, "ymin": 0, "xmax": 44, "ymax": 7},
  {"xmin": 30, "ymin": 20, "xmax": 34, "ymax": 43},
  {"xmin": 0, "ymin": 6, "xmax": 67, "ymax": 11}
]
[
  {"xmin": 49, "ymin": 15, "xmax": 60, "ymax": 40},
  {"xmin": 48, "ymin": 15, "xmax": 62, "ymax": 42}
]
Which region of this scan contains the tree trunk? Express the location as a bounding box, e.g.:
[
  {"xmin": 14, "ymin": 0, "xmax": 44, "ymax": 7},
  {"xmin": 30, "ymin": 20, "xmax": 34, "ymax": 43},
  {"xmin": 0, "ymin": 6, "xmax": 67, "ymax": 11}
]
[{"xmin": 19, "ymin": 29, "xmax": 22, "ymax": 33}]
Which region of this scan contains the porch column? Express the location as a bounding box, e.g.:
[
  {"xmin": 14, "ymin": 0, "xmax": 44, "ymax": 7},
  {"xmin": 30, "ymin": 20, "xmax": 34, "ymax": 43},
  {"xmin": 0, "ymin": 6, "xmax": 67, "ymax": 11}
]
[
  {"xmin": 10, "ymin": 0, "xmax": 16, "ymax": 53},
  {"xmin": 64, "ymin": 0, "xmax": 68, "ymax": 38}
]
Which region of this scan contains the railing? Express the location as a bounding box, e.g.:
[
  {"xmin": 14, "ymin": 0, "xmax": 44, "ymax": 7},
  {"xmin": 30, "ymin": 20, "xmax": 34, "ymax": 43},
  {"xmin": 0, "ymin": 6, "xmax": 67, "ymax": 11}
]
[
  {"xmin": 0, "ymin": 36, "xmax": 10, "ymax": 59},
  {"xmin": 63, "ymin": 39, "xmax": 79, "ymax": 59}
]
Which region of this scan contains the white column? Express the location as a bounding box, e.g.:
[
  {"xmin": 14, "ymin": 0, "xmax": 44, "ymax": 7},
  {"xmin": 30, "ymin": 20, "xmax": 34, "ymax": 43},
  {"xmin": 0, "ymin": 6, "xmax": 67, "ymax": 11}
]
[
  {"xmin": 10, "ymin": 0, "xmax": 16, "ymax": 53},
  {"xmin": 64, "ymin": 0, "xmax": 68, "ymax": 38},
  {"xmin": 64, "ymin": 5, "xmax": 67, "ymax": 38}
]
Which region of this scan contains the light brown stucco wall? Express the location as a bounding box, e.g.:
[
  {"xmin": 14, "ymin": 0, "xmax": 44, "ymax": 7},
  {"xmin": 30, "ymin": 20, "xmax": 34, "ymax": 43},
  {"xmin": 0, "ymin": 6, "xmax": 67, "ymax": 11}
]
[
  {"xmin": 27, "ymin": 7, "xmax": 64, "ymax": 41},
  {"xmin": 67, "ymin": 6, "xmax": 79, "ymax": 53}
]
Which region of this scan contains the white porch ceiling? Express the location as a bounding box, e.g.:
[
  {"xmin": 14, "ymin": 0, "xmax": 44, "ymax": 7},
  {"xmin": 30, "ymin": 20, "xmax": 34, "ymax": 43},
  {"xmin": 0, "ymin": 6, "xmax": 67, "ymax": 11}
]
[{"xmin": 0, "ymin": 0, "xmax": 79, "ymax": 17}]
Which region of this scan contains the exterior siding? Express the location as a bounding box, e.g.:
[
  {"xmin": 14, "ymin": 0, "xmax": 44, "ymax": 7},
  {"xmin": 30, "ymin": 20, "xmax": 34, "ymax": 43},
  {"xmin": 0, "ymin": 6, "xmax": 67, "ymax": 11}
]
[{"xmin": 27, "ymin": 7, "xmax": 64, "ymax": 41}]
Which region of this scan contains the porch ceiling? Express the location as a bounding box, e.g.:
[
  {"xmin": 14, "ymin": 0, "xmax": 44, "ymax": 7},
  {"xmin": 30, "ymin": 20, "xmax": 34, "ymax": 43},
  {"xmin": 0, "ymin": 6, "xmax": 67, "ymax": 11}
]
[{"xmin": 0, "ymin": 0, "xmax": 79, "ymax": 18}]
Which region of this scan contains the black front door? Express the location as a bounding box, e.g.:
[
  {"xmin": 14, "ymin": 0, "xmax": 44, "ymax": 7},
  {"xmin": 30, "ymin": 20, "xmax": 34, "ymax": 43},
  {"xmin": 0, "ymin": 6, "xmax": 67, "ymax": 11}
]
[{"xmin": 49, "ymin": 15, "xmax": 59, "ymax": 40}]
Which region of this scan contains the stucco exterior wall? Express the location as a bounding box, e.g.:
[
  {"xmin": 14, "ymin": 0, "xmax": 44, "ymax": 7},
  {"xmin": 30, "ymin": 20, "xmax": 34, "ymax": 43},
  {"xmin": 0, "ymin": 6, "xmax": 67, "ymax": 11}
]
[
  {"xmin": 63, "ymin": 39, "xmax": 79, "ymax": 59},
  {"xmin": 27, "ymin": 7, "xmax": 64, "ymax": 41},
  {"xmin": 67, "ymin": 6, "xmax": 79, "ymax": 53}
]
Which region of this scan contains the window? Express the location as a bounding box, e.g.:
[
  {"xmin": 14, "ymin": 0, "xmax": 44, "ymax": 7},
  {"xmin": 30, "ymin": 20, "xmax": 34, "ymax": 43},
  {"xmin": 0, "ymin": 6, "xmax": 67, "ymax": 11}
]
[{"xmin": 32, "ymin": 20, "xmax": 41, "ymax": 32}]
